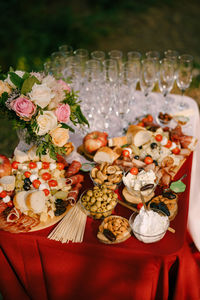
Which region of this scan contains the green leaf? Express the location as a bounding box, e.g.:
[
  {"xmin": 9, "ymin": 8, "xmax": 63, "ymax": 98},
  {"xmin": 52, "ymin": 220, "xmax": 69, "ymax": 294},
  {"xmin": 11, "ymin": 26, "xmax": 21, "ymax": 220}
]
[
  {"xmin": 21, "ymin": 76, "xmax": 40, "ymax": 94},
  {"xmin": 0, "ymin": 92, "xmax": 8, "ymax": 105},
  {"xmin": 61, "ymin": 122, "xmax": 75, "ymax": 132},
  {"xmin": 75, "ymin": 105, "xmax": 89, "ymax": 126},
  {"xmin": 8, "ymin": 72, "xmax": 24, "ymax": 89},
  {"xmin": 170, "ymin": 180, "xmax": 186, "ymax": 193},
  {"xmin": 22, "ymin": 72, "xmax": 30, "ymax": 80}
]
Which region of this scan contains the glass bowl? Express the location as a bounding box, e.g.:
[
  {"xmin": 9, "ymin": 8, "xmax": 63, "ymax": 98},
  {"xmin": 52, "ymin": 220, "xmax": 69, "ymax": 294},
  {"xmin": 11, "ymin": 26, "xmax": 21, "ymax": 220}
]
[
  {"xmin": 129, "ymin": 208, "xmax": 169, "ymax": 243},
  {"xmin": 80, "ymin": 187, "xmax": 118, "ymax": 220},
  {"xmin": 90, "ymin": 163, "xmax": 123, "ymax": 190},
  {"xmin": 123, "ymin": 170, "xmax": 158, "ymax": 198}
]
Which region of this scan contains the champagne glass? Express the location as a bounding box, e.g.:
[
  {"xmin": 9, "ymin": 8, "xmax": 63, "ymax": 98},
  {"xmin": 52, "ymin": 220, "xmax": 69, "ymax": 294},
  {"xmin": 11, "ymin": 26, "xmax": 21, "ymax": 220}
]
[
  {"xmin": 108, "ymin": 50, "xmax": 123, "ymax": 77},
  {"xmin": 91, "ymin": 50, "xmax": 105, "ymax": 63},
  {"xmin": 127, "ymin": 51, "xmax": 141, "ymax": 62},
  {"xmin": 140, "ymin": 58, "xmax": 156, "ymax": 114},
  {"xmin": 177, "ymin": 54, "xmax": 193, "ymax": 110},
  {"xmin": 101, "ymin": 59, "xmax": 118, "ymax": 129},
  {"xmin": 164, "ymin": 50, "xmax": 179, "ymax": 80},
  {"xmin": 158, "ymin": 58, "xmax": 175, "ymax": 113},
  {"xmin": 145, "ymin": 51, "xmax": 160, "ymax": 81},
  {"xmin": 124, "ymin": 60, "xmax": 140, "ymax": 103}
]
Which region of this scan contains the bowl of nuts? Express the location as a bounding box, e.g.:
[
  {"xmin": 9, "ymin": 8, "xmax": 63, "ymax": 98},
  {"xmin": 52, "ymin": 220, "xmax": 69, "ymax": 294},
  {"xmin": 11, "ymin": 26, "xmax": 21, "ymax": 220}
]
[
  {"xmin": 80, "ymin": 185, "xmax": 118, "ymax": 219},
  {"xmin": 90, "ymin": 163, "xmax": 123, "ymax": 191}
]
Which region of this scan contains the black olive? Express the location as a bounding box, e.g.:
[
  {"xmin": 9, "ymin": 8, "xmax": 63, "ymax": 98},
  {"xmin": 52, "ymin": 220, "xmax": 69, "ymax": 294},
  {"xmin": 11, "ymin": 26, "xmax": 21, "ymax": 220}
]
[
  {"xmin": 145, "ymin": 154, "xmax": 152, "ymax": 158},
  {"xmin": 158, "ymin": 202, "xmax": 170, "ymax": 216},
  {"xmin": 103, "ymin": 229, "xmax": 116, "ymax": 242},
  {"xmin": 55, "ymin": 198, "xmax": 63, "ymax": 204},
  {"xmin": 139, "ymin": 146, "xmax": 143, "ymax": 149},
  {"xmin": 162, "ymin": 191, "xmax": 176, "ymax": 199},
  {"xmin": 150, "ymin": 142, "xmax": 158, "ymax": 149},
  {"xmin": 140, "ymin": 183, "xmax": 154, "ymax": 191},
  {"xmin": 24, "ymin": 178, "xmax": 31, "ymax": 185},
  {"xmin": 138, "ymin": 168, "xmax": 144, "ymax": 172},
  {"xmin": 153, "ymin": 160, "xmax": 158, "ymax": 166},
  {"xmin": 54, "ymin": 207, "xmax": 66, "ymax": 216},
  {"xmin": 150, "ymin": 202, "xmax": 159, "ymax": 210},
  {"xmin": 134, "ymin": 155, "xmax": 139, "ymax": 160},
  {"xmin": 23, "ymin": 184, "xmax": 30, "ymax": 191}
]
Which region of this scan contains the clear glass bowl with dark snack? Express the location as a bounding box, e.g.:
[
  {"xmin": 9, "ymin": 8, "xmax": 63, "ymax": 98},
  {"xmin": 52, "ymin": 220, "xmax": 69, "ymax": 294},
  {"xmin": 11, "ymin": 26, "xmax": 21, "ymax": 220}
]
[
  {"xmin": 157, "ymin": 112, "xmax": 173, "ymax": 125},
  {"xmin": 90, "ymin": 163, "xmax": 124, "ymax": 191},
  {"xmin": 80, "ymin": 185, "xmax": 118, "ymax": 219},
  {"xmin": 129, "ymin": 208, "xmax": 169, "ymax": 243}
]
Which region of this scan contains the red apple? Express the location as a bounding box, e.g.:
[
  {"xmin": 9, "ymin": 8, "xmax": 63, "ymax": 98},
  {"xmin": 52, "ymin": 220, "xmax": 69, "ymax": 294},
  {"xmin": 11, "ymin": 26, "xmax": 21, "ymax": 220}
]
[
  {"xmin": 83, "ymin": 131, "xmax": 108, "ymax": 153},
  {"xmin": 0, "ymin": 155, "xmax": 12, "ymax": 178}
]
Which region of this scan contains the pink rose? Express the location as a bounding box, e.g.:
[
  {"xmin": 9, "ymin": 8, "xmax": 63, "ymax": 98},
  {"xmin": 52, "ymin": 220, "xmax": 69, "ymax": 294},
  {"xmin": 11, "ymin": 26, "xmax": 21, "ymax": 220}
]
[
  {"xmin": 57, "ymin": 80, "xmax": 71, "ymax": 93},
  {"xmin": 55, "ymin": 103, "xmax": 71, "ymax": 123},
  {"xmin": 10, "ymin": 97, "xmax": 36, "ymax": 120}
]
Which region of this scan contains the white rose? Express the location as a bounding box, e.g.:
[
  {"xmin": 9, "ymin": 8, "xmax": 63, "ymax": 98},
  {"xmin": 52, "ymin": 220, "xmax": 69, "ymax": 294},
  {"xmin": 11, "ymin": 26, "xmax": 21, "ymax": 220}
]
[
  {"xmin": 5, "ymin": 70, "xmax": 25, "ymax": 88},
  {"xmin": 42, "ymin": 75, "xmax": 57, "ymax": 89},
  {"xmin": 36, "ymin": 111, "xmax": 57, "ymax": 136},
  {"xmin": 29, "ymin": 83, "xmax": 54, "ymax": 109},
  {"xmin": 50, "ymin": 127, "xmax": 69, "ymax": 147}
]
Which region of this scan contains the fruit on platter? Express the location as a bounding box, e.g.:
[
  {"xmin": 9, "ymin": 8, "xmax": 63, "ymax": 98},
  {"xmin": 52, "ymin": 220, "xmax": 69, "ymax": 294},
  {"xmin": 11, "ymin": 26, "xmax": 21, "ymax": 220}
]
[
  {"xmin": 0, "ymin": 155, "xmax": 12, "ymax": 178},
  {"xmin": 83, "ymin": 131, "xmax": 108, "ymax": 153}
]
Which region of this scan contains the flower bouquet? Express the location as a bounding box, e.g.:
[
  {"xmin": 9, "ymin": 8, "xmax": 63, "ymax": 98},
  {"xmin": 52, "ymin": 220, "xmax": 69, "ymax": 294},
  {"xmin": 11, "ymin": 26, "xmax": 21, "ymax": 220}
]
[{"xmin": 0, "ymin": 70, "xmax": 88, "ymax": 160}]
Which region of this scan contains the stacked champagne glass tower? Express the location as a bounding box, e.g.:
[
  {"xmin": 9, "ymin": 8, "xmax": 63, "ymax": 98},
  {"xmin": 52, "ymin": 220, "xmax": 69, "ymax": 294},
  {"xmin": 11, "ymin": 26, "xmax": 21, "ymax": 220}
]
[{"xmin": 44, "ymin": 46, "xmax": 193, "ymax": 135}]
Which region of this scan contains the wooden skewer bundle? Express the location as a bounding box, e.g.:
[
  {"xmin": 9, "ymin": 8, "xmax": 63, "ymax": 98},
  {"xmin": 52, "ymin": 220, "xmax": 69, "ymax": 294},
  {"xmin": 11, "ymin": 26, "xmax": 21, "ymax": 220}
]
[{"xmin": 48, "ymin": 202, "xmax": 87, "ymax": 243}]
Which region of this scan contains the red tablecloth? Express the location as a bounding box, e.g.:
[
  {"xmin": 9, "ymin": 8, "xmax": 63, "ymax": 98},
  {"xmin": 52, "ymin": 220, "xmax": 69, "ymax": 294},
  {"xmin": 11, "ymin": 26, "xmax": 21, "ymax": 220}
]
[{"xmin": 0, "ymin": 154, "xmax": 200, "ymax": 300}]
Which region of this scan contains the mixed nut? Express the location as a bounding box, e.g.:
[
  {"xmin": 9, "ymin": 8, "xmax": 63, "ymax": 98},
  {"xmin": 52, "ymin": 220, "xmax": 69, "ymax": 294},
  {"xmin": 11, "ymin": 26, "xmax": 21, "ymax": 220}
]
[
  {"xmin": 90, "ymin": 163, "xmax": 123, "ymax": 190},
  {"xmin": 80, "ymin": 185, "xmax": 118, "ymax": 219},
  {"xmin": 98, "ymin": 216, "xmax": 130, "ymax": 242}
]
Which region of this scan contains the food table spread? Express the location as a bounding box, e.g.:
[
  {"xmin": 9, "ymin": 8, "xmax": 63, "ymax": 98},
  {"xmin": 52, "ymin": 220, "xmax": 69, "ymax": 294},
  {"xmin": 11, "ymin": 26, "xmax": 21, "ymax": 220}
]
[{"xmin": 0, "ymin": 93, "xmax": 200, "ymax": 300}]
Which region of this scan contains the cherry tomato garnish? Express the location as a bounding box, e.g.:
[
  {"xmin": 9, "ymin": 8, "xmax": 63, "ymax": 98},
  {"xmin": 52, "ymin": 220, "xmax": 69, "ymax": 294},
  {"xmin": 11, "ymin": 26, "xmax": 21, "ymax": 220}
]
[
  {"xmin": 57, "ymin": 162, "xmax": 65, "ymax": 170},
  {"xmin": 144, "ymin": 156, "xmax": 153, "ymax": 165},
  {"xmin": 142, "ymin": 117, "xmax": 148, "ymax": 123},
  {"xmin": 137, "ymin": 122, "xmax": 144, "ymax": 127},
  {"xmin": 155, "ymin": 134, "xmax": 163, "ymax": 142},
  {"xmin": 29, "ymin": 162, "xmax": 37, "ymax": 169},
  {"xmin": 12, "ymin": 161, "xmax": 19, "ymax": 169},
  {"xmin": 42, "ymin": 172, "xmax": 51, "ymax": 181},
  {"xmin": 130, "ymin": 167, "xmax": 139, "ymax": 175},
  {"xmin": 43, "ymin": 189, "xmax": 50, "ymax": 196},
  {"xmin": 137, "ymin": 203, "xmax": 143, "ymax": 210},
  {"xmin": 24, "ymin": 171, "xmax": 31, "ymax": 178},
  {"xmin": 7, "ymin": 201, "xmax": 14, "ymax": 208},
  {"xmin": 122, "ymin": 150, "xmax": 130, "ymax": 157},
  {"xmin": 42, "ymin": 162, "xmax": 50, "ymax": 169},
  {"xmin": 165, "ymin": 140, "xmax": 172, "ymax": 148},
  {"xmin": 32, "ymin": 179, "xmax": 41, "ymax": 189},
  {"xmin": 0, "ymin": 191, "xmax": 7, "ymax": 198},
  {"xmin": 48, "ymin": 180, "xmax": 58, "ymax": 187},
  {"xmin": 172, "ymin": 147, "xmax": 180, "ymax": 155},
  {"xmin": 147, "ymin": 114, "xmax": 153, "ymax": 123}
]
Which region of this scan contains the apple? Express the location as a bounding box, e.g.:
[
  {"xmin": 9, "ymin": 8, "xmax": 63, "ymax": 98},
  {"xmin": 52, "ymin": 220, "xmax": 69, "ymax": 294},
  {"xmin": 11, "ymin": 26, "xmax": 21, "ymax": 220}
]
[
  {"xmin": 0, "ymin": 155, "xmax": 12, "ymax": 178},
  {"xmin": 83, "ymin": 131, "xmax": 108, "ymax": 153}
]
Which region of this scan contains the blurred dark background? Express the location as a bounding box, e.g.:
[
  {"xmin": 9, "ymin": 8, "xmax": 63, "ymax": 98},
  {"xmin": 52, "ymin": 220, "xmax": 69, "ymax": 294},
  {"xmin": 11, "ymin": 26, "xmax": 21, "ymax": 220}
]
[{"xmin": 1, "ymin": 0, "xmax": 200, "ymax": 156}]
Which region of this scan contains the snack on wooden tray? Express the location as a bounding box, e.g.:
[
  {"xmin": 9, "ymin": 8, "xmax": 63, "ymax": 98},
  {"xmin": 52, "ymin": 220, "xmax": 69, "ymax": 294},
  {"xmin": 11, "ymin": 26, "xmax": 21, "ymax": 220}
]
[
  {"xmin": 148, "ymin": 192, "xmax": 178, "ymax": 221},
  {"xmin": 97, "ymin": 215, "xmax": 131, "ymax": 244},
  {"xmin": 91, "ymin": 163, "xmax": 123, "ymax": 189}
]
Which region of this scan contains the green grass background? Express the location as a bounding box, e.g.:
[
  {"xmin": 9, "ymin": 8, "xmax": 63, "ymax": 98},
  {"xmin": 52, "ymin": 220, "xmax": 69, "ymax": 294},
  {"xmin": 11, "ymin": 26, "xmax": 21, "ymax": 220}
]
[{"xmin": 1, "ymin": 0, "xmax": 200, "ymax": 156}]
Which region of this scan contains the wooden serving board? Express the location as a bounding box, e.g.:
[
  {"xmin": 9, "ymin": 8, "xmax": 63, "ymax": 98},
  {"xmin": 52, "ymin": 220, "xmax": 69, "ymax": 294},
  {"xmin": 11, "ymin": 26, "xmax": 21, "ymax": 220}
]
[
  {"xmin": 77, "ymin": 144, "xmax": 94, "ymax": 161},
  {"xmin": 30, "ymin": 205, "xmax": 72, "ymax": 232},
  {"xmin": 97, "ymin": 216, "xmax": 132, "ymax": 244},
  {"xmin": 122, "ymin": 187, "xmax": 154, "ymax": 204}
]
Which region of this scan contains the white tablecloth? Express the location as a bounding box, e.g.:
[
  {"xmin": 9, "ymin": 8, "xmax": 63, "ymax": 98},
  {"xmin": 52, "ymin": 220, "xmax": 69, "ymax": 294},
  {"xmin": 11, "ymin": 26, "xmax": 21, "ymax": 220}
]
[{"xmin": 69, "ymin": 92, "xmax": 200, "ymax": 251}]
